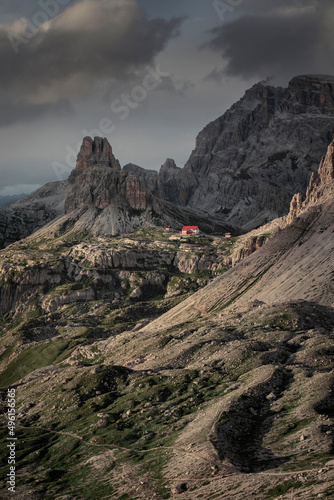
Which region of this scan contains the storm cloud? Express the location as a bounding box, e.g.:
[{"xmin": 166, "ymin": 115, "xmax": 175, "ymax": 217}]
[
  {"xmin": 0, "ymin": 0, "xmax": 182, "ymax": 124},
  {"xmin": 205, "ymin": 0, "xmax": 334, "ymax": 83}
]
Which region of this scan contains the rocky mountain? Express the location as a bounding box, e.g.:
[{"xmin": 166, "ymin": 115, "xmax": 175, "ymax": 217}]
[
  {"xmin": 127, "ymin": 74, "xmax": 334, "ymax": 230},
  {"xmin": 288, "ymin": 136, "xmax": 334, "ymax": 223},
  {"xmin": 0, "ymin": 138, "xmax": 333, "ymax": 498},
  {"xmin": 146, "ymin": 137, "xmax": 334, "ymax": 335},
  {"xmin": 75, "ymin": 136, "xmax": 121, "ymax": 171},
  {"xmin": 0, "ymin": 193, "xmax": 26, "ymax": 207},
  {"xmin": 57, "ymin": 136, "xmax": 233, "ymax": 237},
  {"xmin": 124, "ymin": 158, "xmax": 191, "ymax": 205},
  {"xmin": 0, "ymin": 137, "xmax": 233, "ymax": 249},
  {"xmin": 0, "ymin": 180, "xmax": 69, "ymax": 249},
  {"xmin": 1, "ymin": 74, "xmax": 333, "ymax": 250}
]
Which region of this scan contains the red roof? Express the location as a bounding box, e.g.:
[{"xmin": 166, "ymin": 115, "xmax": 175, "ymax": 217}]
[{"xmin": 182, "ymin": 226, "xmax": 198, "ymax": 230}]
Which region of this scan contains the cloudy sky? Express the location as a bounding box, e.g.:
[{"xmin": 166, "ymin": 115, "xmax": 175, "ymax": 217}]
[{"xmin": 0, "ymin": 0, "xmax": 333, "ymax": 195}]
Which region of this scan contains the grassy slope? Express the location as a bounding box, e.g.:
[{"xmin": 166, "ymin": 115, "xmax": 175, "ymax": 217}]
[{"xmin": 0, "ymin": 222, "xmax": 333, "ymax": 499}]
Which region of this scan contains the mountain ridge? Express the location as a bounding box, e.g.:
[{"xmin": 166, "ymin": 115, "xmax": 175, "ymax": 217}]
[
  {"xmin": 1, "ymin": 74, "xmax": 334, "ymax": 248},
  {"xmin": 0, "ymin": 132, "xmax": 333, "ymax": 498},
  {"xmin": 127, "ymin": 74, "xmax": 334, "ymax": 230},
  {"xmin": 140, "ymin": 137, "xmax": 334, "ymax": 337}
]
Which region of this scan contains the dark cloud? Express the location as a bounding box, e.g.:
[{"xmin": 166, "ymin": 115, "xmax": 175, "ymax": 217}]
[
  {"xmin": 0, "ymin": 0, "xmax": 183, "ymax": 125},
  {"xmin": 0, "ymin": 98, "xmax": 73, "ymax": 128},
  {"xmin": 0, "ymin": 0, "xmax": 27, "ymax": 17},
  {"xmin": 204, "ymin": 0, "xmax": 334, "ymax": 84},
  {"xmin": 203, "ymin": 66, "xmax": 225, "ymax": 83}
]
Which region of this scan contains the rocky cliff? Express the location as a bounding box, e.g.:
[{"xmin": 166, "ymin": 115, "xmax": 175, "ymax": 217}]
[
  {"xmin": 0, "ymin": 180, "xmax": 69, "ymax": 249},
  {"xmin": 182, "ymin": 74, "xmax": 334, "ymax": 229},
  {"xmin": 128, "ymin": 74, "xmax": 334, "ymax": 230},
  {"xmin": 0, "ymin": 141, "xmax": 333, "ymax": 499},
  {"xmin": 0, "ymin": 131, "xmax": 334, "ymax": 500},
  {"xmin": 145, "ymin": 137, "xmax": 334, "ymax": 335},
  {"xmin": 62, "ymin": 137, "xmax": 233, "ymax": 236},
  {"xmin": 76, "ymin": 136, "xmax": 121, "ymax": 171},
  {"xmin": 287, "ymin": 136, "xmax": 334, "ymax": 223},
  {"xmin": 65, "ymin": 136, "xmax": 145, "ymax": 213}
]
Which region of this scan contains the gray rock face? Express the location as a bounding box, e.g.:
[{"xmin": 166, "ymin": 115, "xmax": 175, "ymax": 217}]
[
  {"xmin": 0, "ymin": 180, "xmax": 69, "ymax": 249},
  {"xmin": 65, "ymin": 165, "xmax": 150, "ymax": 213},
  {"xmin": 287, "ymin": 136, "xmax": 334, "ymax": 223},
  {"xmin": 63, "ymin": 138, "xmax": 234, "ymax": 237},
  {"xmin": 0, "ymin": 234, "xmax": 231, "ymax": 317},
  {"xmin": 3, "ymin": 74, "xmax": 332, "ymax": 246},
  {"xmin": 130, "ymin": 75, "xmax": 334, "ymax": 230},
  {"xmin": 182, "ymin": 75, "xmax": 334, "ymax": 229},
  {"xmin": 123, "ymin": 164, "xmax": 159, "ymax": 194},
  {"xmin": 76, "ymin": 136, "xmax": 121, "ymax": 171}
]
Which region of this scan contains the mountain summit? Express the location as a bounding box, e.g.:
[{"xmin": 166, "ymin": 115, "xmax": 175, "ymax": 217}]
[
  {"xmin": 1, "ymin": 74, "xmax": 334, "ymax": 248},
  {"xmin": 76, "ymin": 136, "xmax": 121, "ymax": 171},
  {"xmin": 288, "ymin": 135, "xmax": 334, "ymax": 223},
  {"xmin": 127, "ymin": 74, "xmax": 334, "ymax": 230},
  {"xmin": 0, "ymin": 127, "xmax": 333, "ymax": 499},
  {"xmin": 60, "ymin": 137, "xmax": 231, "ymax": 236}
]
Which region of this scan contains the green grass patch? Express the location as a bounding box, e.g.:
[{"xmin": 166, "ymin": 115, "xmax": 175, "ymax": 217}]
[
  {"xmin": 267, "ymin": 480, "xmax": 303, "ymax": 497},
  {"xmin": 0, "ymin": 339, "xmax": 72, "ymax": 387}
]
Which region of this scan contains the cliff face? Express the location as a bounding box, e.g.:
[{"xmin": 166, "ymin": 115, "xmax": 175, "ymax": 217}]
[
  {"xmin": 65, "ymin": 167, "xmax": 150, "ymax": 213},
  {"xmin": 0, "ymin": 180, "xmax": 70, "ymax": 249},
  {"xmin": 133, "ymin": 74, "xmax": 334, "ymax": 230},
  {"xmin": 62, "ymin": 137, "xmax": 233, "ymax": 237},
  {"xmin": 287, "ymin": 137, "xmax": 334, "ymax": 223},
  {"xmin": 76, "ymin": 136, "xmax": 121, "ymax": 171},
  {"xmin": 65, "ymin": 136, "xmax": 152, "ymax": 222},
  {"xmin": 183, "ymin": 75, "xmax": 334, "ymax": 229}
]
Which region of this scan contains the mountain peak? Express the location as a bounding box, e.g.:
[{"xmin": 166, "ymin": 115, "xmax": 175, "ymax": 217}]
[
  {"xmin": 305, "ymin": 136, "xmax": 334, "ymax": 202},
  {"xmin": 160, "ymin": 158, "xmax": 179, "ymax": 172},
  {"xmin": 287, "ymin": 137, "xmax": 334, "ymax": 223},
  {"xmin": 76, "ymin": 136, "xmax": 120, "ymax": 171},
  {"xmin": 289, "ymin": 74, "xmax": 334, "ymax": 85}
]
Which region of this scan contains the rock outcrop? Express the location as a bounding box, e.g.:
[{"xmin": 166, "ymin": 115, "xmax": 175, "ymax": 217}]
[
  {"xmin": 231, "ymin": 235, "xmax": 267, "ymax": 266},
  {"xmin": 64, "ymin": 137, "xmax": 156, "ymax": 233},
  {"xmin": 287, "ymin": 137, "xmax": 334, "ymax": 223},
  {"xmin": 305, "ymin": 139, "xmax": 334, "ymax": 202},
  {"xmin": 62, "ymin": 137, "xmax": 233, "ymax": 237},
  {"xmin": 65, "ymin": 166, "xmax": 149, "ymax": 213},
  {"xmin": 76, "ymin": 136, "xmax": 120, "ymax": 171},
  {"xmin": 287, "ymin": 193, "xmax": 303, "ymax": 225},
  {"xmin": 128, "ymin": 75, "xmax": 334, "ymax": 230},
  {"xmin": 0, "ymin": 180, "xmax": 70, "ymax": 249}
]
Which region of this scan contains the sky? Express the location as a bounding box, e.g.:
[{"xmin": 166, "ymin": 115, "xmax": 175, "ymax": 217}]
[{"xmin": 0, "ymin": 0, "xmax": 334, "ymax": 195}]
